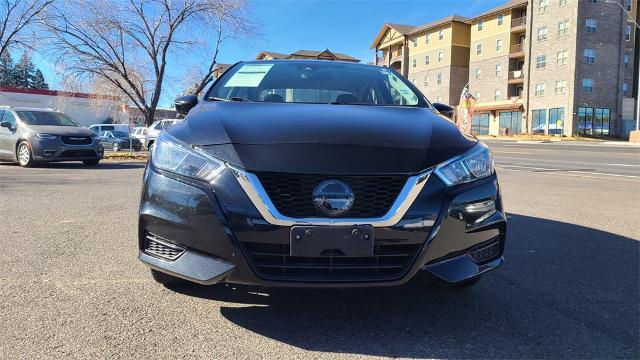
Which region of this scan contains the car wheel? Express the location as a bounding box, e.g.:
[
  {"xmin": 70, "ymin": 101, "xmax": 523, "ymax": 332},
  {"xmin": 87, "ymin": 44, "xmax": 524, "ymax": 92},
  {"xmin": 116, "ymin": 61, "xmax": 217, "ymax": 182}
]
[
  {"xmin": 112, "ymin": 143, "xmax": 119, "ymax": 152},
  {"xmin": 83, "ymin": 159, "xmax": 100, "ymax": 166},
  {"xmin": 150, "ymin": 269, "xmax": 190, "ymax": 286},
  {"xmin": 147, "ymin": 141, "xmax": 154, "ymax": 152},
  {"xmin": 17, "ymin": 142, "xmax": 35, "ymax": 167}
]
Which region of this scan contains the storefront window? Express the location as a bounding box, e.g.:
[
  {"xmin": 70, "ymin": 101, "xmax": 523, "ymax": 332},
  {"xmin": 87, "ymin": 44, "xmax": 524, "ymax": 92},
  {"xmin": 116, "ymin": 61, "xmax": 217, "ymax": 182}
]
[
  {"xmin": 549, "ymin": 108, "xmax": 564, "ymax": 135},
  {"xmin": 532, "ymin": 109, "xmax": 547, "ymax": 134},
  {"xmin": 578, "ymin": 107, "xmax": 609, "ymax": 136},
  {"xmin": 499, "ymin": 111, "xmax": 522, "ymax": 135},
  {"xmin": 471, "ymin": 113, "xmax": 490, "ymax": 135}
]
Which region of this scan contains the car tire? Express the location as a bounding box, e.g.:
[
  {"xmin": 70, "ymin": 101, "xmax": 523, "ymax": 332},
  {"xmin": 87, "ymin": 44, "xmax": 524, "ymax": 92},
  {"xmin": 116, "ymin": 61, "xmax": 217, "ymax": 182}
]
[
  {"xmin": 83, "ymin": 159, "xmax": 100, "ymax": 166},
  {"xmin": 112, "ymin": 143, "xmax": 120, "ymax": 152},
  {"xmin": 150, "ymin": 269, "xmax": 190, "ymax": 286},
  {"xmin": 16, "ymin": 141, "xmax": 35, "ymax": 167}
]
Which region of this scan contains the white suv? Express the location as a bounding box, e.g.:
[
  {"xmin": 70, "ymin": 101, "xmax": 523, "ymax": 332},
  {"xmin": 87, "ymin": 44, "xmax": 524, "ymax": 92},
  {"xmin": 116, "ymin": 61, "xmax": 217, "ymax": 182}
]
[{"xmin": 144, "ymin": 119, "xmax": 182, "ymax": 149}]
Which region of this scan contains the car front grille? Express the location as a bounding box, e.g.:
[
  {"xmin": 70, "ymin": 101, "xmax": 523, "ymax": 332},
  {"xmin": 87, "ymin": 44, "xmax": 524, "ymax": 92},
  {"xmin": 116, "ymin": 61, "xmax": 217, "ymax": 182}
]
[
  {"xmin": 143, "ymin": 232, "xmax": 185, "ymax": 260},
  {"xmin": 243, "ymin": 241, "xmax": 420, "ymax": 281},
  {"xmin": 256, "ymin": 173, "xmax": 408, "ymax": 218},
  {"xmin": 60, "ymin": 150, "xmax": 97, "ymax": 158},
  {"xmin": 61, "ymin": 136, "xmax": 93, "ymax": 145},
  {"xmin": 469, "ymin": 239, "xmax": 501, "ymax": 264}
]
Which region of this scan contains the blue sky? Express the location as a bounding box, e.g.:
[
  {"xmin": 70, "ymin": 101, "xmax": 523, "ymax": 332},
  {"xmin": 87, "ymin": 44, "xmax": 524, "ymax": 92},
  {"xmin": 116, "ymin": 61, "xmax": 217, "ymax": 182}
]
[{"xmin": 34, "ymin": 0, "xmax": 508, "ymax": 106}]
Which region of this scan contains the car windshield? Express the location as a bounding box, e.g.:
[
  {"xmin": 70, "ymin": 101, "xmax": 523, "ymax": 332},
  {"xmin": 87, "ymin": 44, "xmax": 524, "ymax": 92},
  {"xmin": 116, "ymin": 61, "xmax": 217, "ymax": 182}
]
[
  {"xmin": 206, "ymin": 61, "xmax": 426, "ymax": 107},
  {"xmin": 111, "ymin": 131, "xmax": 129, "ymax": 138},
  {"xmin": 17, "ymin": 111, "xmax": 81, "ymax": 126}
]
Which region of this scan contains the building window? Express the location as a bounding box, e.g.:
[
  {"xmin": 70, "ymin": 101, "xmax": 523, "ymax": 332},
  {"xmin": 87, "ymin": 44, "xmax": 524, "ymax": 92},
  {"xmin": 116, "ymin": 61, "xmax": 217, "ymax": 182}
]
[
  {"xmin": 476, "ymin": 43, "xmax": 483, "ymax": 55},
  {"xmin": 438, "ymin": 28, "xmax": 444, "ymax": 40},
  {"xmin": 536, "ymin": 54, "xmax": 547, "ymax": 69},
  {"xmin": 549, "ymin": 108, "xmax": 565, "ymax": 135},
  {"xmin": 588, "ymin": 0, "xmax": 597, "ymax": 3},
  {"xmin": 438, "ymin": 51, "xmax": 444, "ymax": 63},
  {"xmin": 582, "ymin": 78, "xmax": 593, "ymax": 93},
  {"xmin": 412, "ymin": 58, "xmax": 416, "ymax": 68},
  {"xmin": 584, "ymin": 48, "xmax": 595, "ymax": 64},
  {"xmin": 623, "ymin": 83, "xmax": 629, "ymax": 96},
  {"xmin": 537, "ymin": 27, "xmax": 548, "ymax": 41},
  {"xmin": 578, "ymin": 107, "xmax": 610, "ymax": 136},
  {"xmin": 496, "ymin": 64, "xmax": 502, "ymax": 76},
  {"xmin": 496, "ymin": 38, "xmax": 503, "ymax": 51},
  {"xmin": 626, "ymin": 0, "xmax": 632, "ymax": 10},
  {"xmin": 535, "ymin": 83, "xmax": 545, "ymax": 96},
  {"xmin": 478, "ymin": 19, "xmax": 484, "ymax": 31},
  {"xmin": 559, "ymin": 0, "xmax": 567, "ymax": 7},
  {"xmin": 499, "ymin": 111, "xmax": 523, "ymax": 135},
  {"xmin": 625, "ymin": 26, "xmax": 632, "ymax": 41},
  {"xmin": 437, "ymin": 74, "xmax": 442, "ymax": 85},
  {"xmin": 412, "ymin": 38, "xmax": 417, "ymax": 47},
  {"xmin": 555, "ymin": 80, "xmax": 567, "ymax": 94},
  {"xmin": 475, "ymin": 67, "xmax": 481, "ymax": 79},
  {"xmin": 424, "ymin": 77, "xmax": 429, "ymax": 86},
  {"xmin": 532, "ymin": 109, "xmax": 548, "ymax": 134},
  {"xmin": 539, "ymin": 0, "xmax": 549, "ymax": 12},
  {"xmin": 425, "ymin": 34, "xmax": 430, "ymax": 44},
  {"xmin": 585, "ymin": 18, "xmax": 597, "ymax": 33},
  {"xmin": 471, "ymin": 114, "xmax": 490, "ymax": 135},
  {"xmin": 497, "ymin": 14, "xmax": 504, "ymax": 26},
  {"xmin": 557, "ymin": 50, "xmax": 568, "ymax": 65},
  {"xmin": 624, "ymin": 53, "xmax": 630, "ymax": 68},
  {"xmin": 425, "ymin": 55, "xmax": 430, "ymax": 65},
  {"xmin": 495, "ymin": 89, "xmax": 502, "ymax": 100},
  {"xmin": 558, "ymin": 20, "xmax": 569, "ymax": 36},
  {"xmin": 475, "ymin": 91, "xmax": 481, "ymax": 99}
]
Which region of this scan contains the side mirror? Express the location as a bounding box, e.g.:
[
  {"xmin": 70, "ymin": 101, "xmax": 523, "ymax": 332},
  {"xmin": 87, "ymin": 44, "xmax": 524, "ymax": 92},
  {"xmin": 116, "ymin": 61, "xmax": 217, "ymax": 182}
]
[
  {"xmin": 175, "ymin": 95, "xmax": 198, "ymax": 116},
  {"xmin": 0, "ymin": 121, "xmax": 11, "ymax": 129},
  {"xmin": 433, "ymin": 102, "xmax": 455, "ymax": 119}
]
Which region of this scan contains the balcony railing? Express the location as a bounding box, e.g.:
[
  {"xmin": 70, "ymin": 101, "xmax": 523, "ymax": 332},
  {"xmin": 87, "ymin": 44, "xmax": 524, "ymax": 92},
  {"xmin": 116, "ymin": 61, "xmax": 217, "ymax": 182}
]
[
  {"xmin": 510, "ymin": 43, "xmax": 524, "ymax": 54},
  {"xmin": 511, "ymin": 16, "xmax": 526, "ymax": 29},
  {"xmin": 508, "ymin": 70, "xmax": 524, "ymax": 80}
]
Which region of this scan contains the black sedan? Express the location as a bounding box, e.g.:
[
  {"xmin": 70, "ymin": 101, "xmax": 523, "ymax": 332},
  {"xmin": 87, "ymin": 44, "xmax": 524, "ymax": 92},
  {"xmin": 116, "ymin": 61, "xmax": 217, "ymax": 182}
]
[
  {"xmin": 138, "ymin": 60, "xmax": 506, "ymax": 289},
  {"xmin": 98, "ymin": 130, "xmax": 142, "ymax": 151}
]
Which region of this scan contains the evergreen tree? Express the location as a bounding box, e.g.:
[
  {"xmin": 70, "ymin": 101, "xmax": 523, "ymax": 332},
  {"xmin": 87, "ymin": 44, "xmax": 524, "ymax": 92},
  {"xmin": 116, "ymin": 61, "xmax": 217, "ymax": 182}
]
[
  {"xmin": 0, "ymin": 51, "xmax": 15, "ymax": 86},
  {"xmin": 13, "ymin": 53, "xmax": 35, "ymax": 88},
  {"xmin": 31, "ymin": 69, "xmax": 49, "ymax": 90}
]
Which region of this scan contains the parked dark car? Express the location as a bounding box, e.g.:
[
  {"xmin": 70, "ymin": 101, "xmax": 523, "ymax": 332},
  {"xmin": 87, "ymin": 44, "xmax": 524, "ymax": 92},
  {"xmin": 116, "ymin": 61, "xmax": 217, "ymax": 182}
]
[
  {"xmin": 0, "ymin": 106, "xmax": 103, "ymax": 167},
  {"xmin": 138, "ymin": 60, "xmax": 505, "ymax": 289},
  {"xmin": 98, "ymin": 131, "xmax": 142, "ymax": 151}
]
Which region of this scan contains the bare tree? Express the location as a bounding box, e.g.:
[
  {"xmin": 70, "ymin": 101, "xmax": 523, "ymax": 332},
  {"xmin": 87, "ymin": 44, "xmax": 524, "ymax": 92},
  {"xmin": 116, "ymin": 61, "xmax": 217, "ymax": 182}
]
[
  {"xmin": 42, "ymin": 0, "xmax": 249, "ymax": 125},
  {"xmin": 0, "ymin": 0, "xmax": 54, "ymax": 56}
]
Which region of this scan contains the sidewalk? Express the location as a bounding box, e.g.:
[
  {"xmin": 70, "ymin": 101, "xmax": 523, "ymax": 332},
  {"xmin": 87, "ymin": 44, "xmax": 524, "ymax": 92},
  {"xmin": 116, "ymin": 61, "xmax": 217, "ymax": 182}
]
[{"xmin": 476, "ymin": 135, "xmax": 640, "ymax": 146}]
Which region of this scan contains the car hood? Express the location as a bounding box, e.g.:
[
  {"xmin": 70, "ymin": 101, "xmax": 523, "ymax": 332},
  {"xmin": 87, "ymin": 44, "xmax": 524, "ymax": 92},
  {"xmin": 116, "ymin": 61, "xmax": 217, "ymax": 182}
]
[
  {"xmin": 27, "ymin": 125, "xmax": 96, "ymax": 137},
  {"xmin": 168, "ymin": 102, "xmax": 477, "ymax": 174}
]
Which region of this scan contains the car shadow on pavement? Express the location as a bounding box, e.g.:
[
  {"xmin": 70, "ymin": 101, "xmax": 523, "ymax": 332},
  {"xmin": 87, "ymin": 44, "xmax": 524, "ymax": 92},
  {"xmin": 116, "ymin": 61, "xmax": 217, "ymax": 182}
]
[{"xmin": 171, "ymin": 214, "xmax": 639, "ymax": 358}]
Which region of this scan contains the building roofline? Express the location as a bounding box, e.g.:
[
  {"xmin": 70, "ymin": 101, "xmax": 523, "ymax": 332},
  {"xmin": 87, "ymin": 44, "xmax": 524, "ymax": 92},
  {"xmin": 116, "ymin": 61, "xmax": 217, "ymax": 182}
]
[
  {"xmin": 370, "ymin": 16, "xmax": 470, "ymax": 49},
  {"xmin": 468, "ymin": 0, "xmax": 528, "ymax": 21}
]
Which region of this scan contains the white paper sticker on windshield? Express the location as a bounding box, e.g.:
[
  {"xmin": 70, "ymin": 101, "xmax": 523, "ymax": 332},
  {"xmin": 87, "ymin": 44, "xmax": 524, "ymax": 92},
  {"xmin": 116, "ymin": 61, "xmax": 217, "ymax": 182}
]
[{"xmin": 224, "ymin": 64, "xmax": 273, "ymax": 87}]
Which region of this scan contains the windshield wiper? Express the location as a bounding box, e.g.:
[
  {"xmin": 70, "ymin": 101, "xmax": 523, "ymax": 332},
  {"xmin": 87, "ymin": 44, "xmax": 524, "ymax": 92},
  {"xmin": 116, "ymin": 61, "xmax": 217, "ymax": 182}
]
[{"xmin": 206, "ymin": 96, "xmax": 252, "ymax": 102}]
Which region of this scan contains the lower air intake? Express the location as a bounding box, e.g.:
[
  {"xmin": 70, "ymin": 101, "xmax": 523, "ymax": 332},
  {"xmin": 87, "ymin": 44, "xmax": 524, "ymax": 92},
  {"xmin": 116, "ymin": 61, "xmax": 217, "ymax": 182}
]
[
  {"xmin": 469, "ymin": 240, "xmax": 501, "ymax": 264},
  {"xmin": 144, "ymin": 232, "xmax": 185, "ymax": 260}
]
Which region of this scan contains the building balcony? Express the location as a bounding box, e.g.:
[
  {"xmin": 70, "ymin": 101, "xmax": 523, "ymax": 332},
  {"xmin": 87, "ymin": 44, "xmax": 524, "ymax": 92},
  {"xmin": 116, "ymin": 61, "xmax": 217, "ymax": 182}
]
[
  {"xmin": 511, "ymin": 16, "xmax": 527, "ymax": 32},
  {"xmin": 508, "ymin": 70, "xmax": 525, "ymax": 84},
  {"xmin": 509, "ymin": 43, "xmax": 525, "ymax": 58}
]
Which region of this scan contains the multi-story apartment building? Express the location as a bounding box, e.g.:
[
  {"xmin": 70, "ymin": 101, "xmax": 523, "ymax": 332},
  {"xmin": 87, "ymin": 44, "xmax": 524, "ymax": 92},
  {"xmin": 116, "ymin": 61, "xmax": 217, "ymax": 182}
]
[
  {"xmin": 371, "ymin": 16, "xmax": 471, "ymax": 105},
  {"xmin": 373, "ymin": 0, "xmax": 637, "ymax": 137}
]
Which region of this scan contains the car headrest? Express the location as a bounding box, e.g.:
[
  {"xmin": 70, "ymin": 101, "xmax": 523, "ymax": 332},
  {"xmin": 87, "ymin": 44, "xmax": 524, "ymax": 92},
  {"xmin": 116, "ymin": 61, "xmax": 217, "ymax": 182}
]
[
  {"xmin": 334, "ymin": 93, "xmax": 358, "ymax": 104},
  {"xmin": 263, "ymin": 94, "xmax": 284, "ymax": 103}
]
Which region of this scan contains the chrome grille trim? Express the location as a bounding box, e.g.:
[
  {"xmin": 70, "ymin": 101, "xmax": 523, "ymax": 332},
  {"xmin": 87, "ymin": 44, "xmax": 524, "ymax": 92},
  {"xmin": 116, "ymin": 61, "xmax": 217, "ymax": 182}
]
[
  {"xmin": 228, "ymin": 165, "xmax": 431, "ymax": 227},
  {"xmin": 144, "ymin": 233, "xmax": 185, "ymax": 261}
]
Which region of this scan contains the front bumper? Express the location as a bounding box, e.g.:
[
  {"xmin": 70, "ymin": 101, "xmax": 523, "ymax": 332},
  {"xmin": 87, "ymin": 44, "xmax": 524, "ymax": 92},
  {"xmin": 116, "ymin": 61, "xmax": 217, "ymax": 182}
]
[
  {"xmin": 138, "ymin": 163, "xmax": 506, "ymax": 287},
  {"xmin": 31, "ymin": 137, "xmax": 104, "ymax": 162}
]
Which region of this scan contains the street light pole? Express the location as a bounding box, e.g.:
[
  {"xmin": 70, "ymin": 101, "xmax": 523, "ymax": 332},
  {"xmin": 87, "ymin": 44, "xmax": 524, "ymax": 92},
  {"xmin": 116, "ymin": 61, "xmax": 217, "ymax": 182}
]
[{"xmin": 605, "ymin": 0, "xmax": 640, "ymax": 131}]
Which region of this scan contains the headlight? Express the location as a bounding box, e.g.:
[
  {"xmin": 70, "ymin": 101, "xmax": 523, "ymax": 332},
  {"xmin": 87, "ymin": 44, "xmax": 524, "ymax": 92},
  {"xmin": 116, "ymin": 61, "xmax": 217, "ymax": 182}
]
[
  {"xmin": 435, "ymin": 144, "xmax": 494, "ymax": 186},
  {"xmin": 152, "ymin": 132, "xmax": 224, "ymax": 182},
  {"xmin": 36, "ymin": 133, "xmax": 57, "ymax": 140}
]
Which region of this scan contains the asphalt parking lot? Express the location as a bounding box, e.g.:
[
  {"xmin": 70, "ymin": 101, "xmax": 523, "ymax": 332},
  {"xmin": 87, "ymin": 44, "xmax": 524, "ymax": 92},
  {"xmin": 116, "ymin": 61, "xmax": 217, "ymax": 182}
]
[{"xmin": 0, "ymin": 143, "xmax": 638, "ymax": 359}]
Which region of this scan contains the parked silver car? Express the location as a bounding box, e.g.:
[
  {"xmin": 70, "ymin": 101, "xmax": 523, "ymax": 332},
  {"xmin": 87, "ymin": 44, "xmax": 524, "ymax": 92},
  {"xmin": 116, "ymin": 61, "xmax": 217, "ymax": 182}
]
[
  {"xmin": 0, "ymin": 106, "xmax": 104, "ymax": 167},
  {"xmin": 144, "ymin": 119, "xmax": 182, "ymax": 149}
]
